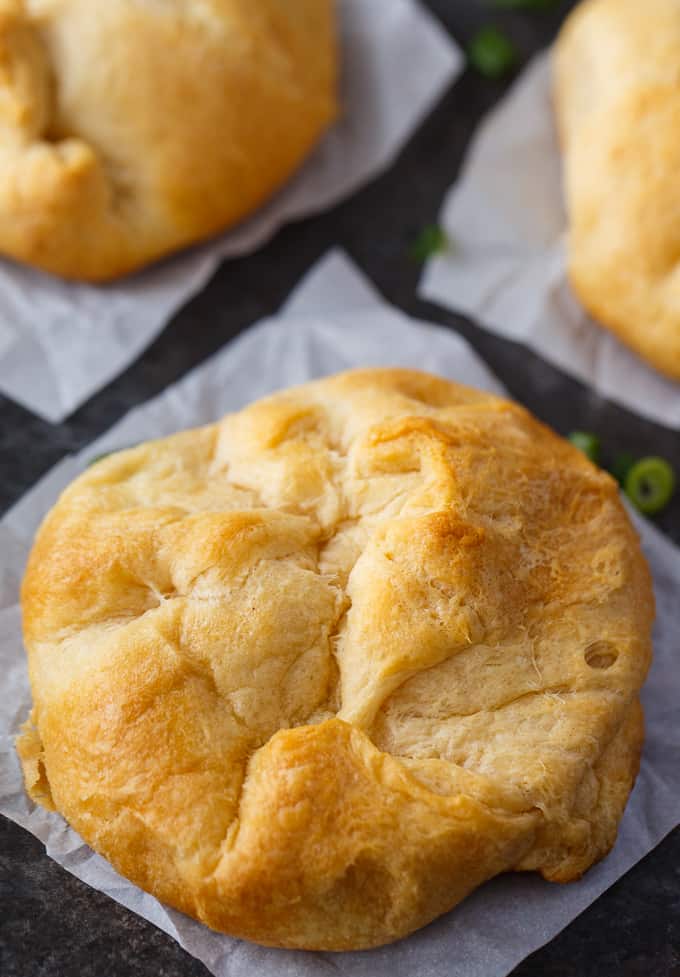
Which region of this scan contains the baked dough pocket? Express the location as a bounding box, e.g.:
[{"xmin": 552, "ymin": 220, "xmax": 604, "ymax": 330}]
[
  {"xmin": 18, "ymin": 369, "xmax": 654, "ymax": 950},
  {"xmin": 0, "ymin": 0, "xmax": 337, "ymax": 281},
  {"xmin": 555, "ymin": 0, "xmax": 680, "ymax": 380}
]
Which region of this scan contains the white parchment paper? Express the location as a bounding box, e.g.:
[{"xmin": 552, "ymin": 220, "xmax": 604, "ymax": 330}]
[
  {"xmin": 420, "ymin": 54, "xmax": 680, "ymax": 430},
  {"xmin": 1, "ymin": 251, "xmax": 678, "ymax": 977},
  {"xmin": 0, "ymin": 0, "xmax": 462, "ymax": 424}
]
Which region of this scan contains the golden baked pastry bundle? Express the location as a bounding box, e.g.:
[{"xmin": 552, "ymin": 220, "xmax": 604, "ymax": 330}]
[
  {"xmin": 555, "ymin": 0, "xmax": 680, "ymax": 380},
  {"xmin": 0, "ymin": 0, "xmax": 336, "ymax": 281},
  {"xmin": 19, "ymin": 369, "xmax": 654, "ymax": 950}
]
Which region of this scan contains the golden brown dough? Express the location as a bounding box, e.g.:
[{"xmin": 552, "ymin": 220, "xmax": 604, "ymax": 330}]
[
  {"xmin": 555, "ymin": 0, "xmax": 680, "ymax": 380},
  {"xmin": 18, "ymin": 369, "xmax": 654, "ymax": 950},
  {"xmin": 0, "ymin": 0, "xmax": 336, "ymax": 281}
]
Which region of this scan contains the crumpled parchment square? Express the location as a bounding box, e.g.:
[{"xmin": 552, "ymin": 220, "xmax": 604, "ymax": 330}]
[{"xmin": 1, "ymin": 251, "xmax": 678, "ymax": 977}]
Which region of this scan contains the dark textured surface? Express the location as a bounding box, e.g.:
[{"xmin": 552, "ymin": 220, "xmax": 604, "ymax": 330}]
[{"xmin": 1, "ymin": 2, "xmax": 679, "ymax": 975}]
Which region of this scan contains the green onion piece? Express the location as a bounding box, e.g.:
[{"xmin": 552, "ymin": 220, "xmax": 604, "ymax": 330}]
[
  {"xmin": 624, "ymin": 457, "xmax": 676, "ymax": 515},
  {"xmin": 467, "ymin": 26, "xmax": 518, "ymax": 80},
  {"xmin": 88, "ymin": 452, "xmax": 114, "ymax": 466},
  {"xmin": 610, "ymin": 451, "xmax": 636, "ymax": 487},
  {"xmin": 410, "ymin": 224, "xmax": 449, "ymax": 263},
  {"xmin": 88, "ymin": 443, "xmax": 138, "ymax": 467},
  {"xmin": 568, "ymin": 431, "xmax": 601, "ymax": 464}
]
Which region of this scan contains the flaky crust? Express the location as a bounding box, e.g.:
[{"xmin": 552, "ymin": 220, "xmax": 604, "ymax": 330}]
[
  {"xmin": 0, "ymin": 0, "xmax": 336, "ymax": 281},
  {"xmin": 554, "ymin": 0, "xmax": 680, "ymax": 380},
  {"xmin": 19, "ymin": 369, "xmax": 654, "ymax": 950}
]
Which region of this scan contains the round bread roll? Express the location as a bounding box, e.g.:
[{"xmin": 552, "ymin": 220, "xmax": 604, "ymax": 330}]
[
  {"xmin": 18, "ymin": 369, "xmax": 654, "ymax": 950},
  {"xmin": 555, "ymin": 0, "xmax": 680, "ymax": 380},
  {"xmin": 0, "ymin": 0, "xmax": 336, "ymax": 281}
]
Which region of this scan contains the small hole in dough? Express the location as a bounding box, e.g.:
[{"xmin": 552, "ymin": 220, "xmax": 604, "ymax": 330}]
[{"xmin": 584, "ymin": 641, "xmax": 618, "ymax": 670}]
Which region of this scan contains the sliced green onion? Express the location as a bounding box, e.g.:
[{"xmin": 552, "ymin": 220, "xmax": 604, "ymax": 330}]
[
  {"xmin": 89, "ymin": 452, "xmax": 114, "ymax": 466},
  {"xmin": 467, "ymin": 26, "xmax": 518, "ymax": 80},
  {"xmin": 88, "ymin": 443, "xmax": 137, "ymax": 467},
  {"xmin": 568, "ymin": 431, "xmax": 601, "ymax": 464},
  {"xmin": 625, "ymin": 457, "xmax": 676, "ymax": 515},
  {"xmin": 410, "ymin": 224, "xmax": 449, "ymax": 263},
  {"xmin": 610, "ymin": 452, "xmax": 636, "ymax": 487}
]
